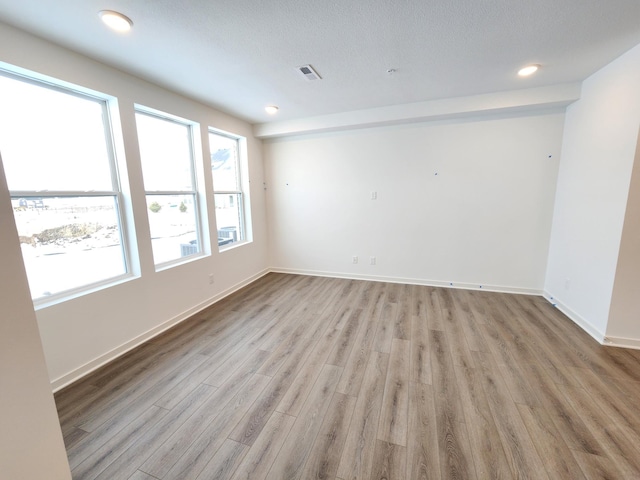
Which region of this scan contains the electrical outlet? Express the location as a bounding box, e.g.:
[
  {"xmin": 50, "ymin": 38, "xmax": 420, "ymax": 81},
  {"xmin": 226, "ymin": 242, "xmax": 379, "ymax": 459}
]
[
  {"xmin": 209, "ymin": 274, "xmax": 215, "ymax": 285},
  {"xmin": 352, "ymin": 256, "xmax": 358, "ymax": 264},
  {"xmin": 370, "ymin": 256, "xmax": 376, "ymax": 265},
  {"xmin": 371, "ymin": 191, "xmax": 377, "ymax": 200}
]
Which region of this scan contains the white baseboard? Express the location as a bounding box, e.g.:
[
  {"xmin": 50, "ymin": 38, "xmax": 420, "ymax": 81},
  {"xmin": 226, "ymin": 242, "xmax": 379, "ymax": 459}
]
[
  {"xmin": 51, "ymin": 268, "xmax": 270, "ymax": 392},
  {"xmin": 601, "ymin": 336, "xmax": 640, "ymax": 350},
  {"xmin": 542, "ymin": 291, "xmax": 606, "ymax": 344},
  {"xmin": 61, "ymin": 269, "xmax": 640, "ymax": 391},
  {"xmin": 270, "ymin": 267, "xmax": 542, "ymax": 296},
  {"xmin": 543, "ymin": 292, "xmax": 640, "ymax": 350}
]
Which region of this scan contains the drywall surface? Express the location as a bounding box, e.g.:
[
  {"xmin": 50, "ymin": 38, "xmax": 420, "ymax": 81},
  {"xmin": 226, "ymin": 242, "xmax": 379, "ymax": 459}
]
[
  {"xmin": 0, "ymin": 159, "xmax": 71, "ymax": 478},
  {"xmin": 608, "ymin": 129, "xmax": 640, "ymax": 346},
  {"xmin": 0, "ymin": 22, "xmax": 269, "ymax": 387},
  {"xmin": 254, "ymin": 83, "xmax": 580, "ymax": 138},
  {"xmin": 545, "ymin": 42, "xmax": 640, "ymax": 340},
  {"xmin": 264, "ymin": 112, "xmax": 564, "ymax": 292}
]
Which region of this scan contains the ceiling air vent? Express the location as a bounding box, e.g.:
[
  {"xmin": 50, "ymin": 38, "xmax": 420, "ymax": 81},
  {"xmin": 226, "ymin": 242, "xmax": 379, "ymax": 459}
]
[{"xmin": 297, "ymin": 64, "xmax": 322, "ymax": 81}]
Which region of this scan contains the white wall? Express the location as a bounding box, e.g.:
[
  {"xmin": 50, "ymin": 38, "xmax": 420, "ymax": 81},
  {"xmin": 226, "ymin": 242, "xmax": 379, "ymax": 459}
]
[
  {"xmin": 3, "ymin": 21, "xmax": 639, "ymax": 410},
  {"xmin": 0, "ymin": 22, "xmax": 269, "ymax": 388},
  {"xmin": 0, "ymin": 159, "xmax": 71, "ymax": 478},
  {"xmin": 608, "ymin": 130, "xmax": 640, "ymax": 346},
  {"xmin": 544, "ymin": 43, "xmax": 640, "ymax": 341},
  {"xmin": 264, "ymin": 112, "xmax": 564, "ymax": 293}
]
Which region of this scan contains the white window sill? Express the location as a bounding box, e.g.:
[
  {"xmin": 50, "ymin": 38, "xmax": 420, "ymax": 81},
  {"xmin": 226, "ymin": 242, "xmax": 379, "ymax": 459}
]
[{"xmin": 218, "ymin": 239, "xmax": 251, "ymax": 253}]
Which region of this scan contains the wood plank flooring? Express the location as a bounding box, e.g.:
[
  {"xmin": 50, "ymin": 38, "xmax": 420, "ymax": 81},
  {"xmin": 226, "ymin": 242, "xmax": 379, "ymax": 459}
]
[{"xmin": 55, "ymin": 273, "xmax": 640, "ymax": 479}]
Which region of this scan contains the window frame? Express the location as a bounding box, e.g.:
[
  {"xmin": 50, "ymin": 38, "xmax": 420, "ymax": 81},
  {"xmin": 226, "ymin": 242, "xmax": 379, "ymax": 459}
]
[
  {"xmin": 0, "ymin": 68, "xmax": 133, "ymax": 306},
  {"xmin": 135, "ymin": 107, "xmax": 204, "ymax": 269},
  {"xmin": 209, "ymin": 128, "xmax": 249, "ymax": 250}
]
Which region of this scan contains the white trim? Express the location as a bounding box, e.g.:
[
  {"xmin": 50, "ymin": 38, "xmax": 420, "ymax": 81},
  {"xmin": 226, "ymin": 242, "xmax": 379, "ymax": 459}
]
[
  {"xmin": 542, "ymin": 291, "xmax": 606, "ymax": 344},
  {"xmin": 51, "ymin": 268, "xmax": 270, "ymax": 391},
  {"xmin": 35, "ymin": 272, "xmax": 137, "ymax": 310},
  {"xmin": 271, "ymin": 267, "xmax": 542, "ymax": 295},
  {"xmin": 601, "ymin": 336, "xmax": 640, "ymax": 351},
  {"xmin": 134, "ymin": 104, "xmax": 196, "ymax": 127}
]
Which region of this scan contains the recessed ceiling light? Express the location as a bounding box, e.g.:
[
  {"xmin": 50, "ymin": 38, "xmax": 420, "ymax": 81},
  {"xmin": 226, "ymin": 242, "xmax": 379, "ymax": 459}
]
[
  {"xmin": 265, "ymin": 105, "xmax": 279, "ymax": 115},
  {"xmin": 518, "ymin": 64, "xmax": 540, "ymax": 77},
  {"xmin": 99, "ymin": 10, "xmax": 133, "ymax": 33}
]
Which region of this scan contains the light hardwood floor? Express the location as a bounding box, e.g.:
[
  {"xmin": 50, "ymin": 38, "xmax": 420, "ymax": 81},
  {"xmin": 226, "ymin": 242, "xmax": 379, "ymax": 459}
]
[{"xmin": 55, "ymin": 273, "xmax": 640, "ymax": 479}]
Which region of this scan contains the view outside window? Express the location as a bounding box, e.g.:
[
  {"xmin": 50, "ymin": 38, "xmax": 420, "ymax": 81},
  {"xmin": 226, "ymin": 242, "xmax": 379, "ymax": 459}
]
[
  {"xmin": 136, "ymin": 110, "xmax": 201, "ymax": 266},
  {"xmin": 0, "ymin": 73, "xmax": 129, "ymax": 301},
  {"xmin": 209, "ymin": 131, "xmax": 247, "ymax": 248}
]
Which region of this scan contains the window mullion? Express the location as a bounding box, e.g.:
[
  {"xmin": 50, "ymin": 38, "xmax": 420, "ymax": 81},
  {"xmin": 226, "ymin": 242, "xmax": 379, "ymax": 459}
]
[
  {"xmin": 9, "ymin": 190, "xmax": 119, "ymax": 197},
  {"xmin": 144, "ymin": 190, "xmax": 196, "ymax": 196},
  {"xmin": 212, "ymin": 190, "xmax": 242, "ymax": 195}
]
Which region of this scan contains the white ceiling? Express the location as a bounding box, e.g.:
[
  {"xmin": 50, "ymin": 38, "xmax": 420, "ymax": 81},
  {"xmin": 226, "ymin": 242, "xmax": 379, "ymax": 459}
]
[{"xmin": 1, "ymin": 0, "xmax": 639, "ymax": 124}]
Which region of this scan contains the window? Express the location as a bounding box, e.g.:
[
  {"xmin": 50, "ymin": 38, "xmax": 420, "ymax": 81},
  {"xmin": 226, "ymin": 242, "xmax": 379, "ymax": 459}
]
[
  {"xmin": 0, "ymin": 71, "xmax": 130, "ymax": 302},
  {"xmin": 209, "ymin": 130, "xmax": 249, "ymax": 248},
  {"xmin": 136, "ymin": 109, "xmax": 202, "ymax": 266}
]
